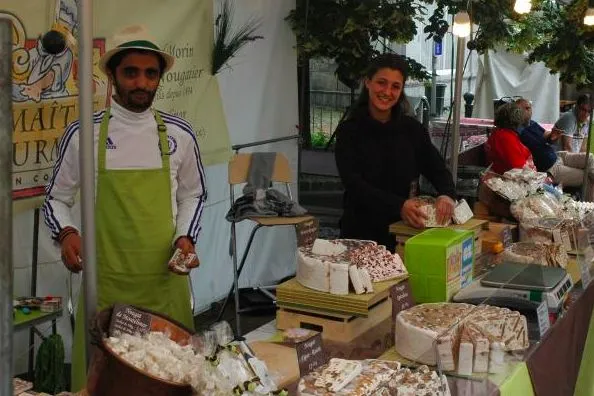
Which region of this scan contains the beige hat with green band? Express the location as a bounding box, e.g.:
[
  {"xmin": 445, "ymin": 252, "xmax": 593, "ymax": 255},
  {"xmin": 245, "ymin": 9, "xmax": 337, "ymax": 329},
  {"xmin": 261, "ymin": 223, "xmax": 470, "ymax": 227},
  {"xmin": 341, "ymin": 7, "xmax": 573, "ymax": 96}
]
[{"xmin": 99, "ymin": 25, "xmax": 174, "ymax": 75}]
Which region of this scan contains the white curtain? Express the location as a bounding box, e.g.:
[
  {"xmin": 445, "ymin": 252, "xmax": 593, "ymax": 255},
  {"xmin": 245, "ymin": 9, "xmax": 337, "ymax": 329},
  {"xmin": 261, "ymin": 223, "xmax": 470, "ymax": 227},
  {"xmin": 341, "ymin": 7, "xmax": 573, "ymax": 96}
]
[{"xmin": 473, "ymin": 48, "xmax": 560, "ymax": 124}]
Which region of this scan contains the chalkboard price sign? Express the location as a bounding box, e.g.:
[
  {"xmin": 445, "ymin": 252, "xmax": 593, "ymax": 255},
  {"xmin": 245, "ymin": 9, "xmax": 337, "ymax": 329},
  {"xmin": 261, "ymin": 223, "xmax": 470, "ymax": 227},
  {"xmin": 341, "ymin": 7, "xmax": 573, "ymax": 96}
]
[
  {"xmin": 296, "ymin": 218, "xmax": 319, "ymax": 247},
  {"xmin": 294, "ymin": 332, "xmax": 325, "ymax": 376},
  {"xmin": 109, "ymin": 304, "xmax": 152, "ymax": 337},
  {"xmin": 391, "ymin": 279, "xmax": 415, "ymax": 322}
]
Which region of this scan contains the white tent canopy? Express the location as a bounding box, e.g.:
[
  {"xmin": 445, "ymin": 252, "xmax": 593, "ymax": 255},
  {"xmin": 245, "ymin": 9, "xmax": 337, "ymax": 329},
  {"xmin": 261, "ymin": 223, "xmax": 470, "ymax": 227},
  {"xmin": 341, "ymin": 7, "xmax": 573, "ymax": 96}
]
[{"xmin": 473, "ymin": 48, "xmax": 560, "ymax": 124}]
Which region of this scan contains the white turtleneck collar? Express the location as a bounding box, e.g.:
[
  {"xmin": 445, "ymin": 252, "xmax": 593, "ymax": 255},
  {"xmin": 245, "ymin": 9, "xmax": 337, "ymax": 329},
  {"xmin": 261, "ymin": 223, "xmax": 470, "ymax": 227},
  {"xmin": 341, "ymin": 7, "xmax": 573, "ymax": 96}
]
[{"xmin": 110, "ymin": 97, "xmax": 155, "ymax": 124}]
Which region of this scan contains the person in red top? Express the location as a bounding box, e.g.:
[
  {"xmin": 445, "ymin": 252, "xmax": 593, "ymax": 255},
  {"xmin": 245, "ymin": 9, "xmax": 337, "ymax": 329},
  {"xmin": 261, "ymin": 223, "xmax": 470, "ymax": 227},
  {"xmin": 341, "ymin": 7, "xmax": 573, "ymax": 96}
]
[{"xmin": 485, "ymin": 102, "xmax": 535, "ymax": 174}]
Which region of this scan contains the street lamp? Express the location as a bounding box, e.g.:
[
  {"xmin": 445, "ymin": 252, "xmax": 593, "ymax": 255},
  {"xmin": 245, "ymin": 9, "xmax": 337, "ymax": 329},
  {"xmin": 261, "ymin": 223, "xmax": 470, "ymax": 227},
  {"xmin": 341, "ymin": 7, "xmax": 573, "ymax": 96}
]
[
  {"xmin": 514, "ymin": 0, "xmax": 532, "ymax": 14},
  {"xmin": 449, "ymin": 11, "xmax": 471, "ymax": 185},
  {"xmin": 452, "ymin": 11, "xmax": 471, "ymax": 38},
  {"xmin": 585, "ymin": 1, "xmax": 594, "ymax": 26}
]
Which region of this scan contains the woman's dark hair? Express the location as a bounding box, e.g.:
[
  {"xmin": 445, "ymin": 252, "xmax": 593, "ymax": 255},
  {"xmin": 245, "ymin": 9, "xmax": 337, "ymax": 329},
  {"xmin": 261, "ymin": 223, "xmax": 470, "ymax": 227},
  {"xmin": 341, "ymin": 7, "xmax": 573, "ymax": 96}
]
[
  {"xmin": 494, "ymin": 102, "xmax": 524, "ymax": 130},
  {"xmin": 106, "ymin": 48, "xmax": 167, "ymax": 76},
  {"xmin": 347, "ymin": 53, "xmax": 410, "ymax": 120}
]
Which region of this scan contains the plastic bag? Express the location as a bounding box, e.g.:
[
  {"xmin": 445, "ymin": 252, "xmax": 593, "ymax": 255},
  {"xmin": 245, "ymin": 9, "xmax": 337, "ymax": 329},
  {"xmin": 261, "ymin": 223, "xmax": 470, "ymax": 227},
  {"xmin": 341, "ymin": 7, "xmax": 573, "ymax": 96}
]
[
  {"xmin": 412, "ymin": 196, "xmax": 452, "ymax": 227},
  {"xmin": 210, "ymin": 321, "xmax": 235, "ymax": 346},
  {"xmin": 485, "ymin": 177, "xmax": 528, "ymax": 201},
  {"xmin": 501, "ymin": 241, "xmax": 568, "ymax": 268},
  {"xmin": 510, "ymin": 193, "xmax": 564, "ymax": 223}
]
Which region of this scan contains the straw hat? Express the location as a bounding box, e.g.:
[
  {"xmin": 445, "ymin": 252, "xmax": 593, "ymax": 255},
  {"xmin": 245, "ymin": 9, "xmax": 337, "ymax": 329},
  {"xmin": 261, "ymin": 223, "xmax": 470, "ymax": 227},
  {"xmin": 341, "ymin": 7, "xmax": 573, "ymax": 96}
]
[{"xmin": 98, "ymin": 25, "xmax": 174, "ymax": 75}]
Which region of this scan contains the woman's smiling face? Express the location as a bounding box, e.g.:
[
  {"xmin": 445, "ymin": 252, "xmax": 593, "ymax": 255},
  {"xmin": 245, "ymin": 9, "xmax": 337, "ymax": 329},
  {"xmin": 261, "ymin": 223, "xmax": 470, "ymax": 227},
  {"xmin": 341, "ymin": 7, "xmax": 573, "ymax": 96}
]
[{"xmin": 364, "ymin": 67, "xmax": 404, "ymax": 122}]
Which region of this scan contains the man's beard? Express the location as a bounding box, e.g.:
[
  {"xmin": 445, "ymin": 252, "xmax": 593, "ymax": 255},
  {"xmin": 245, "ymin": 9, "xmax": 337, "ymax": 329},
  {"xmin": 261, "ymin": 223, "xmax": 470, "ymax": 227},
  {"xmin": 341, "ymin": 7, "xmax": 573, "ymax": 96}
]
[{"xmin": 113, "ymin": 81, "xmax": 157, "ymax": 112}]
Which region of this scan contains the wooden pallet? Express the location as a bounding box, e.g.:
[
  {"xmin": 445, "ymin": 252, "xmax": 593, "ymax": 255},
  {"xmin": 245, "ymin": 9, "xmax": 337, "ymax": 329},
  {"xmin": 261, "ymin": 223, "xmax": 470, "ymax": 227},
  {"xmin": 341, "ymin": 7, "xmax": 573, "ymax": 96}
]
[
  {"xmin": 276, "ymin": 295, "xmax": 392, "ymax": 343},
  {"xmin": 276, "ymin": 277, "xmax": 405, "ymax": 317}
]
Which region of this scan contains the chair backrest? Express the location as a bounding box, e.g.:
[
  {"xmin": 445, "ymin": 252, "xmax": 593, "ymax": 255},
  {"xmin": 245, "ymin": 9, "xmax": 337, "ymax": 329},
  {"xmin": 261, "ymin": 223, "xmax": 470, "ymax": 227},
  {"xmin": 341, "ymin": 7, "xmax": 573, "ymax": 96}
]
[{"xmin": 228, "ymin": 152, "xmax": 292, "ymax": 185}]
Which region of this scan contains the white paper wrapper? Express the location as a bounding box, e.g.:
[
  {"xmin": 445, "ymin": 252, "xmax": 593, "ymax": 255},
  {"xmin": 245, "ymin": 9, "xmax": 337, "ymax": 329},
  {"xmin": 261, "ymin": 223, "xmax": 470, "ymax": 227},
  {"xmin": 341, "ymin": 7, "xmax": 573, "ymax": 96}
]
[
  {"xmin": 168, "ymin": 248, "xmax": 196, "ymax": 273},
  {"xmin": 211, "ymin": 321, "xmax": 235, "ymax": 346},
  {"xmin": 105, "ymin": 331, "xmax": 279, "ymax": 395},
  {"xmin": 413, "ymin": 196, "xmax": 452, "ymax": 228}
]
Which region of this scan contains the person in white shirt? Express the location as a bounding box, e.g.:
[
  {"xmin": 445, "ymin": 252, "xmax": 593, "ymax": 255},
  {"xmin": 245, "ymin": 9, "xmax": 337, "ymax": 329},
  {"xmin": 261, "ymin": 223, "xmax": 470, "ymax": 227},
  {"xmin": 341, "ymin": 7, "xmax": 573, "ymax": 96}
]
[
  {"xmin": 41, "ymin": 25, "xmax": 206, "ymax": 391},
  {"xmin": 555, "ymin": 94, "xmax": 591, "ymax": 153}
]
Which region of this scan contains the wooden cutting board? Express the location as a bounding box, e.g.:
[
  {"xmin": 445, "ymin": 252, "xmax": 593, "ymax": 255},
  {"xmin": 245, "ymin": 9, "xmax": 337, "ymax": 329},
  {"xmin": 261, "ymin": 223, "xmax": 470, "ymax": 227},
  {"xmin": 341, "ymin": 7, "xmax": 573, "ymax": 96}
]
[
  {"xmin": 249, "ymin": 341, "xmax": 300, "ymax": 388},
  {"xmin": 276, "ymin": 277, "xmax": 406, "ymax": 316}
]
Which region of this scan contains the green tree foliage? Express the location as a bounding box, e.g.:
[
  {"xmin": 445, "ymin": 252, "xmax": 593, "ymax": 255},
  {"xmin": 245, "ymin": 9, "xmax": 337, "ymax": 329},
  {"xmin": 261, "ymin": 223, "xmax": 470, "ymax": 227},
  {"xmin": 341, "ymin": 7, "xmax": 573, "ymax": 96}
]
[
  {"xmin": 285, "ymin": 0, "xmax": 432, "ymax": 89},
  {"xmin": 424, "ymin": 0, "xmax": 594, "ymax": 86},
  {"xmin": 287, "ymin": 0, "xmax": 594, "ymax": 87},
  {"xmin": 526, "ymin": 0, "xmax": 594, "ymax": 85}
]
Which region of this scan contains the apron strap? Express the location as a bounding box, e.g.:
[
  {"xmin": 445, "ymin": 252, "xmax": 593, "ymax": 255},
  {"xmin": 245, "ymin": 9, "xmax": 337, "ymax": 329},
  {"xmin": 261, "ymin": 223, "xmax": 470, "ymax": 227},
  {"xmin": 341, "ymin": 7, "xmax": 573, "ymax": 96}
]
[
  {"xmin": 97, "ymin": 108, "xmax": 170, "ymax": 171},
  {"xmin": 152, "ymin": 110, "xmax": 170, "ymax": 171},
  {"xmin": 98, "ymin": 108, "xmax": 111, "ymax": 171}
]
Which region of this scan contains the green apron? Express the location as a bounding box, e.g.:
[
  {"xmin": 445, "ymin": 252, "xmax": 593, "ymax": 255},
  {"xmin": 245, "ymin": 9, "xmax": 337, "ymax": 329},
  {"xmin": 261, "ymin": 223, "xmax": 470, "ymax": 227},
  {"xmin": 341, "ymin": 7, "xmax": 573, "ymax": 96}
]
[{"xmin": 71, "ymin": 109, "xmax": 194, "ymax": 391}]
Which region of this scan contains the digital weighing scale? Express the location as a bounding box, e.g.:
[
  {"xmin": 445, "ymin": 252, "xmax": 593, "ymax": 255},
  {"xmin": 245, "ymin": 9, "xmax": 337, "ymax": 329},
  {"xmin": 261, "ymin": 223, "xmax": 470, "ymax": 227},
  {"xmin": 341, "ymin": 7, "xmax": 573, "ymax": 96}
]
[
  {"xmin": 454, "ymin": 262, "xmax": 573, "ymax": 312},
  {"xmin": 453, "ymin": 262, "xmax": 573, "ymax": 340}
]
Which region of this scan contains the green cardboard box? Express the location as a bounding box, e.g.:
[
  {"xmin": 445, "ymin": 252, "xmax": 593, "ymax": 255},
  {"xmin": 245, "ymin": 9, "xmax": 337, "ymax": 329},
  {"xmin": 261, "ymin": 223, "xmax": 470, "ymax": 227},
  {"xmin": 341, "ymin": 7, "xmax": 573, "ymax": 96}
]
[{"xmin": 404, "ymin": 228, "xmax": 474, "ymax": 303}]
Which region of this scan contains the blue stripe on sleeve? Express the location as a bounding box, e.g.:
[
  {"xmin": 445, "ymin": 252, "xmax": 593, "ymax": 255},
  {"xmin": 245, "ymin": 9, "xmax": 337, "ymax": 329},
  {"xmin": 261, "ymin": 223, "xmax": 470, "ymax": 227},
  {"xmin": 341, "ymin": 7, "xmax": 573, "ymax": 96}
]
[
  {"xmin": 41, "ymin": 199, "xmax": 61, "ymax": 237},
  {"xmin": 159, "ymin": 112, "xmax": 207, "ymax": 243}
]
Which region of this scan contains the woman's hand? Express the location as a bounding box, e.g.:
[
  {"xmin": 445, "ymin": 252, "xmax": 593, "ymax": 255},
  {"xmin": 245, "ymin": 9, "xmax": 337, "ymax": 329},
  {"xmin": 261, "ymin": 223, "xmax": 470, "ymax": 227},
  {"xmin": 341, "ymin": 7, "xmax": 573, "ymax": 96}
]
[
  {"xmin": 401, "ymin": 199, "xmax": 428, "ymax": 229},
  {"xmin": 435, "ymin": 195, "xmax": 455, "ymax": 225}
]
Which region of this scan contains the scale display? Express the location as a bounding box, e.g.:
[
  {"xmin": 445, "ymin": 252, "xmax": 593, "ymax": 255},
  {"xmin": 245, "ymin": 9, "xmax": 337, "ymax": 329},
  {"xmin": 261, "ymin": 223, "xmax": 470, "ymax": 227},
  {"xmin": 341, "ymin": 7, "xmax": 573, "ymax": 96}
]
[
  {"xmin": 454, "ymin": 262, "xmax": 573, "ymax": 312},
  {"xmin": 481, "ymin": 262, "xmax": 567, "ymax": 291}
]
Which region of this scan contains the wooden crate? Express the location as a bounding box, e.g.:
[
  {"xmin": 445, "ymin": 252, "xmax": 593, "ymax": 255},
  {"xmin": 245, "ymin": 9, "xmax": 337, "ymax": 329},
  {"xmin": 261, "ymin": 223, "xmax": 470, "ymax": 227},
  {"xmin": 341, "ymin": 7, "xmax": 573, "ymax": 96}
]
[
  {"xmin": 389, "ymin": 218, "xmax": 489, "ymax": 259},
  {"xmin": 276, "ymin": 295, "xmax": 392, "ymax": 343},
  {"xmin": 477, "ymin": 181, "xmax": 513, "ymax": 219},
  {"xmin": 473, "ymin": 201, "xmax": 501, "ymax": 222}
]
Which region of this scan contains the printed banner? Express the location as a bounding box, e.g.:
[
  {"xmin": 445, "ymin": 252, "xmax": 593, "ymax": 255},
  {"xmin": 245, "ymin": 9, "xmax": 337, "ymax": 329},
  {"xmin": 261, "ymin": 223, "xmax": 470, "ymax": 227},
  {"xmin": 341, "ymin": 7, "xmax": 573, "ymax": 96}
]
[{"xmin": 3, "ymin": 0, "xmax": 231, "ymax": 211}]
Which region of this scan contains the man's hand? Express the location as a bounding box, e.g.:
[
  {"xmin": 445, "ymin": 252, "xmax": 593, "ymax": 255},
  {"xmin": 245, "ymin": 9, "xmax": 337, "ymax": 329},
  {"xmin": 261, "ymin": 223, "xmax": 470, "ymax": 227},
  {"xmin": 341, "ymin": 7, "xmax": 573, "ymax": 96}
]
[
  {"xmin": 562, "ymin": 135, "xmax": 573, "ymax": 152},
  {"xmin": 401, "ymin": 199, "xmax": 428, "ymax": 229},
  {"xmin": 435, "ymin": 195, "xmax": 455, "ymax": 225},
  {"xmin": 172, "ymin": 236, "xmax": 200, "ymax": 273},
  {"xmin": 61, "ymin": 232, "xmax": 83, "ymax": 273},
  {"xmin": 549, "ymin": 127, "xmax": 563, "ymax": 141}
]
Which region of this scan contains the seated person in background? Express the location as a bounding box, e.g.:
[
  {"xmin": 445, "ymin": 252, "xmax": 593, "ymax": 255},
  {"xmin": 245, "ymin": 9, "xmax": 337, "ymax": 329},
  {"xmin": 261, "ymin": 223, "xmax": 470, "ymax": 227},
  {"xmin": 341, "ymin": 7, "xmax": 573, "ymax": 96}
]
[
  {"xmin": 517, "ymin": 98, "xmax": 594, "ymax": 198},
  {"xmin": 485, "ymin": 102, "xmax": 535, "ymax": 174},
  {"xmin": 554, "ymin": 94, "xmax": 591, "ymax": 153}
]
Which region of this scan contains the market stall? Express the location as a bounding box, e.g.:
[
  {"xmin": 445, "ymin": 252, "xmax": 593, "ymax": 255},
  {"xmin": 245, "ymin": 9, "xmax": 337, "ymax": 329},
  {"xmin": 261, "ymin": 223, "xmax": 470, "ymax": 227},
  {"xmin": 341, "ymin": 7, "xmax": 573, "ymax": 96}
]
[
  {"xmin": 12, "ymin": 193, "xmax": 594, "ymax": 395},
  {"xmin": 9, "ymin": 169, "xmax": 594, "ymax": 395},
  {"xmin": 229, "ymin": 176, "xmax": 594, "ymax": 395},
  {"xmin": 243, "ymin": 245, "xmax": 594, "ymax": 396},
  {"xmin": 242, "ymin": 268, "xmax": 594, "ymax": 395},
  {"xmin": 4, "ymin": 0, "xmax": 594, "ymax": 394}
]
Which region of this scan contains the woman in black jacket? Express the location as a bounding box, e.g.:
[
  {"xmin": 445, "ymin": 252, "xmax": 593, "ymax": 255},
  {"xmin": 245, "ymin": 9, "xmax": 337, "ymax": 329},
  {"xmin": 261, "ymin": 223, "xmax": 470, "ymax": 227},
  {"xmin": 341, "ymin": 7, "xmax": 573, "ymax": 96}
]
[{"xmin": 335, "ymin": 53, "xmax": 456, "ymax": 252}]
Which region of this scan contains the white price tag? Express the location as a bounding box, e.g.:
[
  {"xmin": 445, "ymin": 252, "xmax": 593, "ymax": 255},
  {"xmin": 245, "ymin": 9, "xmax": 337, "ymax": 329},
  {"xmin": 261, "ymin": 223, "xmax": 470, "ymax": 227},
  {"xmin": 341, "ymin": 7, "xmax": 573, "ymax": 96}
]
[
  {"xmin": 579, "ymin": 246, "xmax": 594, "ymax": 288},
  {"xmin": 582, "ymin": 268, "xmax": 592, "ymax": 288},
  {"xmin": 561, "ymin": 231, "xmax": 572, "ymax": 250},
  {"xmin": 536, "ymin": 300, "xmax": 550, "ymax": 338},
  {"xmin": 552, "ymin": 229, "xmax": 562, "ymax": 245},
  {"xmin": 453, "ymin": 199, "xmax": 473, "ymax": 224}
]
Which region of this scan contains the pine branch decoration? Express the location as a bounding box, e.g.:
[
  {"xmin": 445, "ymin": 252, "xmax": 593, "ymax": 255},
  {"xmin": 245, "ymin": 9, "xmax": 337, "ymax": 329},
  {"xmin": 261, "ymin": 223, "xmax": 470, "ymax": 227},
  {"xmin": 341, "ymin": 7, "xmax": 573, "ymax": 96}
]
[{"xmin": 212, "ymin": 0, "xmax": 264, "ymax": 75}]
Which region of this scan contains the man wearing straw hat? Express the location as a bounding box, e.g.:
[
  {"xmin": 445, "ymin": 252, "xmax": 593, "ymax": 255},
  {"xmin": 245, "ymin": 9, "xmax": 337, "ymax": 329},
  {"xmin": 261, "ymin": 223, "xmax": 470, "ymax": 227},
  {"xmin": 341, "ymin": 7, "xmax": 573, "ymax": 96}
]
[{"xmin": 42, "ymin": 25, "xmax": 206, "ymax": 390}]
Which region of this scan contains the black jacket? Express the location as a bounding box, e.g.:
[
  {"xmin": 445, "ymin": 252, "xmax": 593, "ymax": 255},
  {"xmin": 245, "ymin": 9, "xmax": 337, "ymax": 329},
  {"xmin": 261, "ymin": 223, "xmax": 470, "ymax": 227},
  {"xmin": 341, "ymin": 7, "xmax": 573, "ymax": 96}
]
[{"xmin": 335, "ymin": 108, "xmax": 456, "ymax": 249}]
